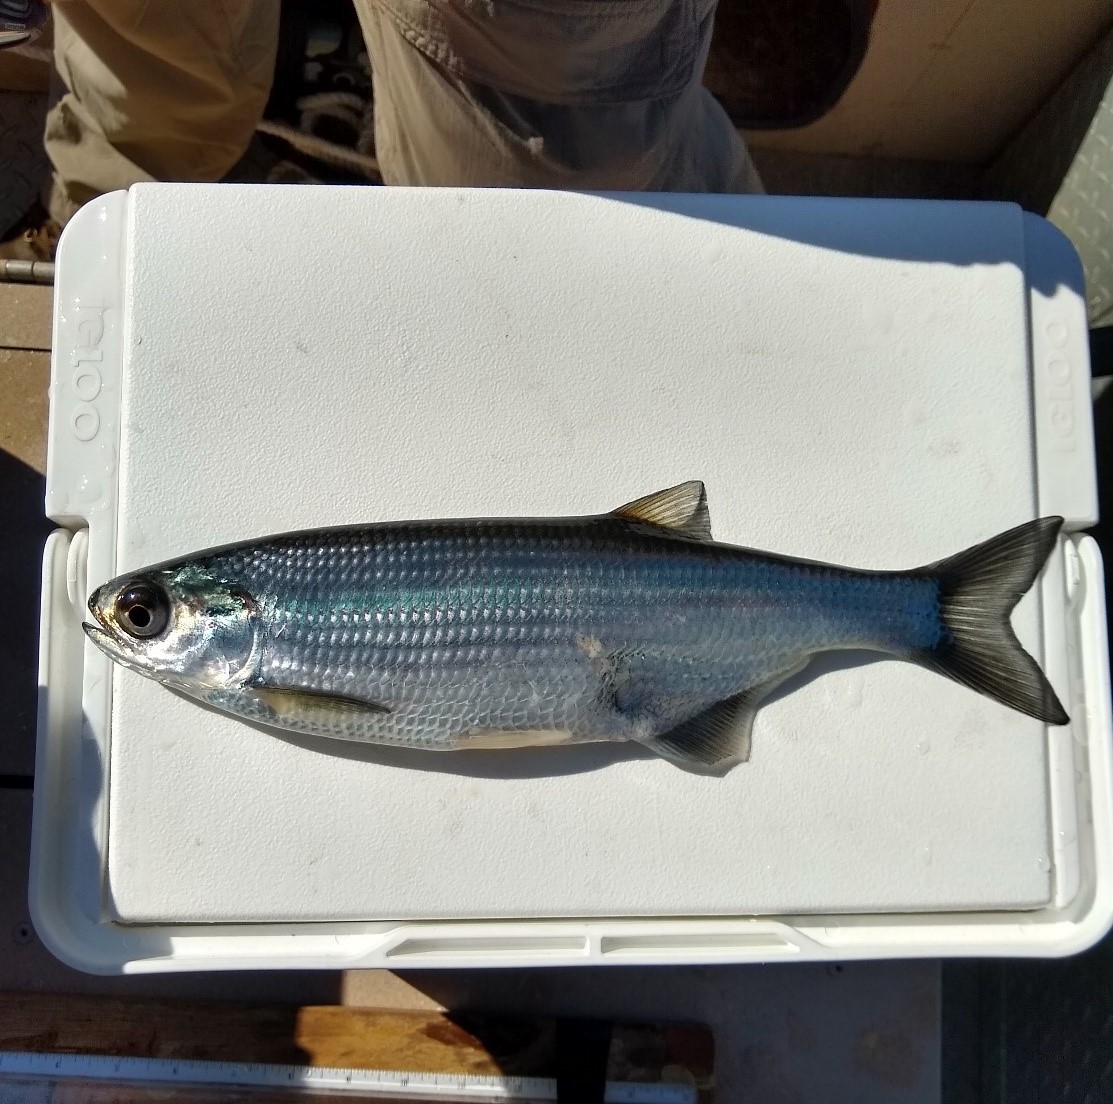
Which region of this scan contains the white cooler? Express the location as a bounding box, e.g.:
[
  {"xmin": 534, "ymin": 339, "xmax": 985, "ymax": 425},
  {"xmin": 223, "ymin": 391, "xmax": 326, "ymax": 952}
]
[{"xmin": 31, "ymin": 183, "xmax": 1113, "ymax": 972}]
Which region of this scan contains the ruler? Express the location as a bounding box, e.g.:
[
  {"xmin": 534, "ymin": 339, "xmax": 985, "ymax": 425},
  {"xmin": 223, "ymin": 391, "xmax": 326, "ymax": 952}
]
[{"xmin": 0, "ymin": 1050, "xmax": 697, "ymax": 1103}]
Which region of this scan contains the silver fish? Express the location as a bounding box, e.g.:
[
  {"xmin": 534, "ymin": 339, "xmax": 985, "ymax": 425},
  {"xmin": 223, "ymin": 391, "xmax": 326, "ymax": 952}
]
[{"xmin": 83, "ymin": 482, "xmax": 1068, "ymax": 771}]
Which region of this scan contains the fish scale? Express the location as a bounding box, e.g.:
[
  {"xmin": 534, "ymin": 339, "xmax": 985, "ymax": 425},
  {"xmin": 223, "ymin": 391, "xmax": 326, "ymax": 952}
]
[
  {"xmin": 204, "ymin": 520, "xmax": 936, "ymax": 746},
  {"xmin": 83, "ymin": 482, "xmax": 1069, "ymax": 770}
]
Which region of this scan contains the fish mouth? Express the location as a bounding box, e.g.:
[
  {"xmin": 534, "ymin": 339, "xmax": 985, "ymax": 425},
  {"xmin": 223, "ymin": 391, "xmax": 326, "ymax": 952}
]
[
  {"xmin": 83, "ymin": 589, "xmax": 143, "ymax": 665},
  {"xmin": 85, "ymin": 589, "xmax": 110, "ymax": 638},
  {"xmin": 82, "ymin": 618, "xmax": 155, "ymax": 676}
]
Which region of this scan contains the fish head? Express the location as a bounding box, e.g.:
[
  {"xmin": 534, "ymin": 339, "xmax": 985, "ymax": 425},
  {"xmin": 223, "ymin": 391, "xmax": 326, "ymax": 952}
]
[{"xmin": 83, "ymin": 562, "xmax": 261, "ymax": 693}]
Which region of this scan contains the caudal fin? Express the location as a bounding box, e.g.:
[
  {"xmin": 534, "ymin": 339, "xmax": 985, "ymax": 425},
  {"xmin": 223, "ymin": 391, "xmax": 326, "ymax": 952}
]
[{"xmin": 916, "ymin": 517, "xmax": 1069, "ymax": 725}]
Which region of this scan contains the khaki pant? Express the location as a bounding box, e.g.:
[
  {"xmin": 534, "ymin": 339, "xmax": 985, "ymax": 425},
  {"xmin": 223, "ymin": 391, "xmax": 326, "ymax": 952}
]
[{"xmin": 44, "ymin": 0, "xmax": 762, "ymax": 222}]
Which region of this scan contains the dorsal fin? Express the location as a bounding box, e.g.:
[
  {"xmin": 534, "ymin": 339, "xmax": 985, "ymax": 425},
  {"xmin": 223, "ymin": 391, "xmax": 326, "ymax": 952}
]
[{"xmin": 612, "ymin": 481, "xmax": 712, "ymax": 540}]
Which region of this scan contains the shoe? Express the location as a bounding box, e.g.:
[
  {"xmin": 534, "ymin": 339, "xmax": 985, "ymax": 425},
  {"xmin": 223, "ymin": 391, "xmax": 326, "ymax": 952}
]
[
  {"xmin": 0, "ymin": 0, "xmax": 49, "ymax": 49},
  {"xmin": 0, "ymin": 200, "xmax": 61, "ymax": 262}
]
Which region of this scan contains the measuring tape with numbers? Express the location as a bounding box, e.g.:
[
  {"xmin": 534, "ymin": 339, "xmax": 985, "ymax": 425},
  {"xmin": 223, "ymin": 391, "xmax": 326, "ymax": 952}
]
[{"xmin": 0, "ymin": 1050, "xmax": 697, "ymax": 1102}]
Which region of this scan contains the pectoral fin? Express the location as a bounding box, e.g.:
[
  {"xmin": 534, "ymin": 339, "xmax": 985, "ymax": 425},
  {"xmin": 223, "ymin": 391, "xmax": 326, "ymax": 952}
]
[
  {"xmin": 455, "ymin": 727, "xmax": 575, "ymax": 750},
  {"xmin": 248, "ymin": 685, "xmax": 391, "ymax": 722}
]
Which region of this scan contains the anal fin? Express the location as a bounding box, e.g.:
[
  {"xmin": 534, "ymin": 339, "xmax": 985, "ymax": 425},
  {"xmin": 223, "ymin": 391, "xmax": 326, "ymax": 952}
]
[
  {"xmin": 651, "ymin": 692, "xmax": 760, "ymax": 771},
  {"xmin": 649, "ymin": 661, "xmax": 807, "ymax": 772}
]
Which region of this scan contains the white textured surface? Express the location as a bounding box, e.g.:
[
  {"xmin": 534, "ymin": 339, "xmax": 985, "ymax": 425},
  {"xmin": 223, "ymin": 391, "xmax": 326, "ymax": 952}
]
[{"xmin": 104, "ymin": 185, "xmax": 1054, "ymax": 922}]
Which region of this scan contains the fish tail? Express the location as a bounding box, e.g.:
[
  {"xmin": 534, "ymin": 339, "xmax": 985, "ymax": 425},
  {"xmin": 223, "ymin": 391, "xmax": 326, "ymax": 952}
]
[{"xmin": 914, "ymin": 517, "xmax": 1069, "ymax": 724}]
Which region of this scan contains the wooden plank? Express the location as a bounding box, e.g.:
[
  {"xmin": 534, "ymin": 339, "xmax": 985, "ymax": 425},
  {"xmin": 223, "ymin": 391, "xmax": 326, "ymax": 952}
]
[
  {"xmin": 1, "ymin": 993, "xmax": 307, "ymax": 1066},
  {"xmin": 0, "ymin": 996, "xmax": 504, "ymax": 1072},
  {"xmin": 0, "ymin": 992, "xmax": 713, "ymax": 1099},
  {"xmin": 0, "ymin": 284, "xmax": 52, "ymax": 352},
  {"xmin": 0, "ymin": 347, "xmax": 48, "ymax": 474}
]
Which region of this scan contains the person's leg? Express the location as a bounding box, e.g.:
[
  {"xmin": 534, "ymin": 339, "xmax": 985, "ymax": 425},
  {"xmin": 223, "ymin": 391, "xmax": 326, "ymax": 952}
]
[
  {"xmin": 353, "ymin": 0, "xmax": 762, "ymax": 193},
  {"xmin": 44, "ymin": 0, "xmax": 280, "ymax": 223}
]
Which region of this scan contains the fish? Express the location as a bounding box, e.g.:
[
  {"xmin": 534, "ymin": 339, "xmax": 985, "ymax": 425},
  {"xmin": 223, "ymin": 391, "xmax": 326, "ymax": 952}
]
[{"xmin": 82, "ymin": 482, "xmax": 1069, "ymax": 772}]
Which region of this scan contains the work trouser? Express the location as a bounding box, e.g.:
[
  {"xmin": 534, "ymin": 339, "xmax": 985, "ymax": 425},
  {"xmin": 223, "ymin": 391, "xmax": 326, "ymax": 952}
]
[{"xmin": 44, "ymin": 0, "xmax": 763, "ymax": 222}]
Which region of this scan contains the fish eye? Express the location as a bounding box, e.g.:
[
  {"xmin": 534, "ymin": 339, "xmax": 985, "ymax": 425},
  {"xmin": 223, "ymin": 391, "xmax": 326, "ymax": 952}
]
[{"xmin": 114, "ymin": 582, "xmax": 170, "ymax": 638}]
